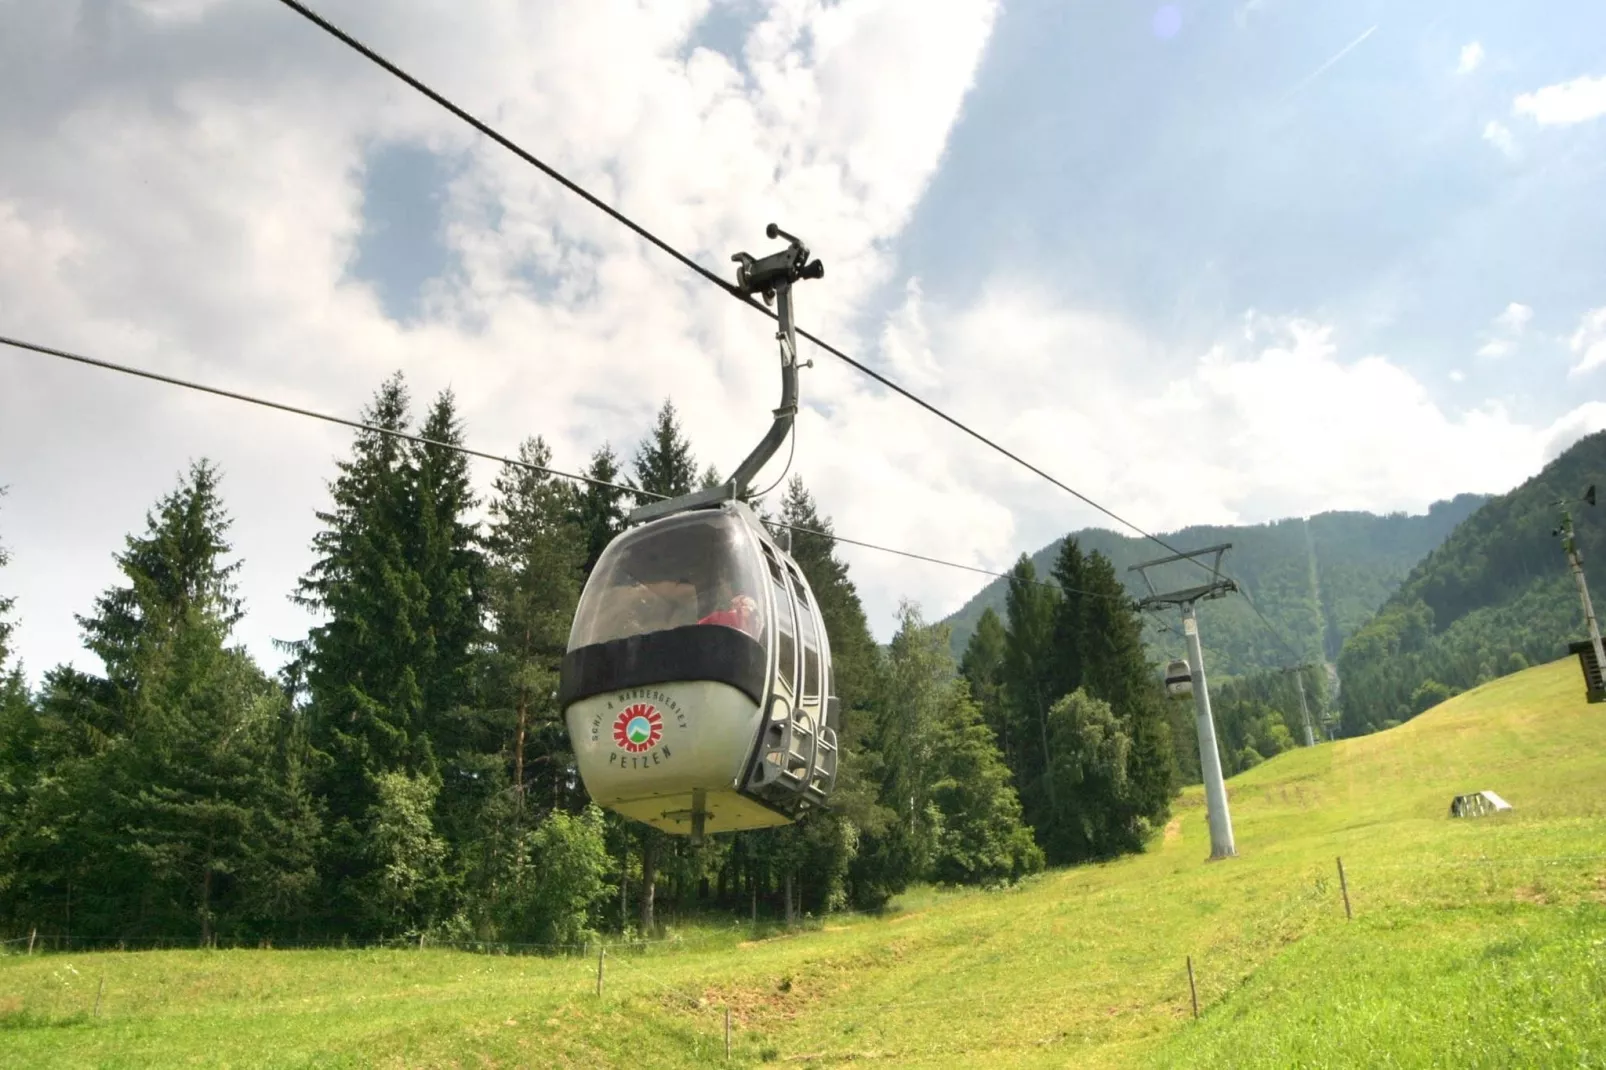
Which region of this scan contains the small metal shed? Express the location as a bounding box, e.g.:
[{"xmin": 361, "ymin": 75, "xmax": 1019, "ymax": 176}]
[{"xmin": 1448, "ymin": 791, "xmax": 1513, "ymax": 818}]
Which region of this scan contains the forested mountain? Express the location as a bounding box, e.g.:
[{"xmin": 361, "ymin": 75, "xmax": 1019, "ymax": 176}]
[
  {"xmin": 942, "ymin": 496, "xmax": 1488, "ymax": 679},
  {"xmin": 1337, "ymin": 431, "xmax": 1606, "ymax": 735}
]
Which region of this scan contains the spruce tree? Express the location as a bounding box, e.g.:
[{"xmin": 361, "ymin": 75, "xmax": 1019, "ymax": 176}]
[
  {"xmin": 1047, "ymin": 538, "xmax": 1092, "ymax": 700},
  {"xmin": 572, "ymin": 445, "xmax": 630, "ymax": 574},
  {"xmin": 631, "ymin": 398, "xmax": 699, "ymax": 499},
  {"xmin": 408, "ymin": 390, "xmax": 486, "ymax": 762},
  {"xmin": 959, "ymin": 607, "xmax": 1008, "ymax": 757},
  {"xmin": 0, "ymin": 497, "xmax": 41, "ymax": 929},
  {"xmin": 482, "ymin": 437, "xmax": 585, "ymax": 811},
  {"xmin": 293, "ymin": 374, "xmax": 438, "ymax": 931},
  {"xmin": 774, "ymin": 478, "xmax": 890, "ymax": 909},
  {"xmin": 1053, "ymin": 547, "xmax": 1176, "ymax": 830},
  {"xmin": 1001, "ymin": 556, "xmax": 1061, "ymax": 831},
  {"xmin": 2, "ymin": 463, "xmax": 318, "ymax": 940}
]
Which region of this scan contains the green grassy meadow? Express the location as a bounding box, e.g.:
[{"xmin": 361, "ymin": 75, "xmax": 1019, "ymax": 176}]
[{"xmin": 4, "ymin": 657, "xmax": 1605, "ymax": 1067}]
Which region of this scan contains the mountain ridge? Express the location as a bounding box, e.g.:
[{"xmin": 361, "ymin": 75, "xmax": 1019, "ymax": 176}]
[
  {"xmin": 940, "ymin": 495, "xmax": 1490, "ymax": 680},
  {"xmin": 1336, "ymin": 430, "xmax": 1606, "ymax": 732}
]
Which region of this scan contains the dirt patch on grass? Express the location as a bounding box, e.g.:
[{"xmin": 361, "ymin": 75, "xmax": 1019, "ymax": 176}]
[{"xmin": 1163, "ymin": 818, "xmax": 1182, "ymax": 844}]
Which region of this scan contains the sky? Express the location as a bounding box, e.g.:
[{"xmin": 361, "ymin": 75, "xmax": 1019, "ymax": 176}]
[{"xmin": 3, "ymin": 0, "xmax": 1606, "ymax": 684}]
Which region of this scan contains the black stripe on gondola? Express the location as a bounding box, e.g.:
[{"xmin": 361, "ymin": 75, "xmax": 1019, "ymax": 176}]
[{"xmin": 558, "ymin": 625, "xmax": 769, "ymax": 709}]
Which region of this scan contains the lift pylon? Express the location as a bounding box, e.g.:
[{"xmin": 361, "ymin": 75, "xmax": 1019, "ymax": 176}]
[{"xmin": 1129, "ymin": 544, "xmax": 1238, "ymax": 860}]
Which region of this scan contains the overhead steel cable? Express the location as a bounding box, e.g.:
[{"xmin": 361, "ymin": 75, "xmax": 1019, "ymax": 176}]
[
  {"xmin": 0, "ymin": 332, "xmax": 1066, "ymax": 592},
  {"xmin": 268, "ymin": 0, "xmax": 1218, "ymax": 572},
  {"xmin": 273, "ymin": 0, "xmax": 1305, "ymax": 660},
  {"xmin": 1233, "ymin": 577, "xmax": 1318, "ymax": 667},
  {"xmin": 276, "ymin": 0, "xmax": 1243, "ymax": 650},
  {"xmin": 0, "ymin": 334, "xmax": 637, "ymax": 496}
]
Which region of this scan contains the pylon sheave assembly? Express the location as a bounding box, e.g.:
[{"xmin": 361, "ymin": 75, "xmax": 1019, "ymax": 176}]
[{"xmin": 559, "ymin": 226, "xmax": 838, "ymax": 840}]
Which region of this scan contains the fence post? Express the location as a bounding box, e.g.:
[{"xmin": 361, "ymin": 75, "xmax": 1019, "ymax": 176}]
[
  {"xmin": 596, "ymin": 944, "xmax": 605, "ymax": 998},
  {"xmin": 1186, "ymin": 956, "xmax": 1199, "ymax": 1019},
  {"xmin": 1337, "ymin": 856, "xmax": 1352, "ymax": 920},
  {"xmin": 28, "ymin": 927, "xmax": 36, "ymax": 955},
  {"xmin": 94, "ymin": 972, "xmax": 105, "ymax": 1018},
  {"xmin": 725, "ymin": 1005, "xmax": 732, "ymax": 1059}
]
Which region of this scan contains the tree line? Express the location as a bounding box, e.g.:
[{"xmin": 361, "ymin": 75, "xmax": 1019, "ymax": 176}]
[{"xmin": 0, "ymin": 375, "xmax": 1190, "ymax": 946}]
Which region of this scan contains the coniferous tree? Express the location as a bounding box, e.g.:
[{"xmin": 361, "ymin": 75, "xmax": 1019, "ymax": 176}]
[
  {"xmin": 482, "ymin": 437, "xmax": 585, "ymax": 811},
  {"xmin": 1001, "ymin": 556, "xmax": 1061, "ymax": 830},
  {"xmin": 293, "ymin": 374, "xmax": 440, "ymax": 932},
  {"xmin": 408, "ymin": 390, "xmax": 487, "ymax": 766},
  {"xmin": 573, "ymin": 445, "xmax": 630, "ymax": 575},
  {"xmin": 1057, "ymin": 547, "xmax": 1176, "ymax": 829},
  {"xmin": 631, "ymin": 398, "xmax": 699, "ymax": 499},
  {"xmin": 775, "ymin": 478, "xmax": 891, "ymax": 910},
  {"xmin": 0, "ymin": 496, "xmax": 40, "ymax": 925},
  {"xmin": 960, "ymin": 607, "xmax": 1009, "ymax": 755},
  {"xmin": 1, "ymin": 463, "xmax": 318, "ymax": 940}
]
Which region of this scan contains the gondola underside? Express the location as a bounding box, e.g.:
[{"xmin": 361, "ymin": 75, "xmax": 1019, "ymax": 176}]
[{"xmin": 565, "ymin": 679, "xmax": 794, "ymax": 835}]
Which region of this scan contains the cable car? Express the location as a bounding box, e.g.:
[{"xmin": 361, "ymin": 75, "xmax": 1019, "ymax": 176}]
[
  {"xmin": 559, "ymin": 225, "xmax": 838, "ymax": 840},
  {"xmin": 1164, "ymin": 658, "xmax": 1193, "ymax": 698}
]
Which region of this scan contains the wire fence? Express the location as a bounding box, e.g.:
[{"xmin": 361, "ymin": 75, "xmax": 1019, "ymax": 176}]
[{"xmin": 4, "ymin": 850, "xmax": 1603, "ymax": 1063}]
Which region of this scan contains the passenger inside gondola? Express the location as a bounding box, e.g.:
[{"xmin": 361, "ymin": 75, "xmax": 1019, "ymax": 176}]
[
  {"xmin": 569, "ymin": 510, "xmax": 768, "ymax": 649},
  {"xmin": 698, "ymin": 592, "xmax": 762, "ymax": 639}
]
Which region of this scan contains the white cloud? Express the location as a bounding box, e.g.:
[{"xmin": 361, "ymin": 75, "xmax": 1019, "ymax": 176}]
[
  {"xmin": 1456, "ymin": 42, "xmax": 1484, "ymax": 75},
  {"xmin": 1476, "ymin": 301, "xmax": 1532, "ymax": 357},
  {"xmin": 1493, "ymin": 302, "xmax": 1534, "ymax": 332},
  {"xmin": 1514, "ymin": 73, "xmax": 1606, "ymax": 125},
  {"xmin": 0, "ymin": 0, "xmax": 1599, "ymax": 687},
  {"xmin": 1482, "ymin": 119, "xmax": 1518, "ymax": 158},
  {"xmin": 1569, "ymin": 306, "xmax": 1606, "ymax": 377},
  {"xmin": 862, "ymin": 290, "xmax": 1598, "ymax": 572},
  {"xmin": 0, "ymin": 0, "xmax": 1002, "ymax": 678},
  {"xmin": 1448, "ymin": 369, "xmax": 1465, "ymax": 383},
  {"xmin": 1542, "ymin": 402, "xmax": 1606, "ymax": 462}
]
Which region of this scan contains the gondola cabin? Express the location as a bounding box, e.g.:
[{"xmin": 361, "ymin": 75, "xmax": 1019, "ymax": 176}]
[
  {"xmin": 559, "ymin": 500, "xmax": 839, "ymax": 837},
  {"xmin": 1164, "ymin": 658, "xmax": 1193, "ymax": 698}
]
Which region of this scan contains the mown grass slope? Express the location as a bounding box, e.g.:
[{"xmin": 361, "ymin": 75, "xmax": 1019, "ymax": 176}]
[{"xmin": 4, "ymin": 657, "xmax": 1604, "ymax": 1068}]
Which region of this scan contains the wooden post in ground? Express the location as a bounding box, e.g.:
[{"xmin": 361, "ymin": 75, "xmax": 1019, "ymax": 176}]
[
  {"xmin": 27, "ymin": 927, "xmax": 36, "ymax": 955},
  {"xmin": 1186, "ymin": 956, "xmax": 1199, "ymax": 1019},
  {"xmin": 94, "ymin": 972, "xmax": 105, "ymax": 1018},
  {"xmin": 725, "ymin": 1006, "xmax": 732, "ymax": 1059},
  {"xmin": 596, "ymin": 944, "xmax": 605, "ymax": 998},
  {"xmin": 1337, "ymin": 856, "xmax": 1353, "ymax": 920}
]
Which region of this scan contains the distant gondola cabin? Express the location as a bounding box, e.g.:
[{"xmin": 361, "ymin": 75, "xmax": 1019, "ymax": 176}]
[{"xmin": 1164, "ymin": 658, "xmax": 1193, "ymax": 698}]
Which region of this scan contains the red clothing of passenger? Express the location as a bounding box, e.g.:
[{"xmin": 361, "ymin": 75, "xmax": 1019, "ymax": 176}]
[{"xmin": 699, "ymin": 595, "xmax": 760, "ymax": 638}]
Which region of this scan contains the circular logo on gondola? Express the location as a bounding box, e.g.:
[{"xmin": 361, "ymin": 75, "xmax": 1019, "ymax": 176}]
[{"xmin": 613, "ymin": 704, "xmax": 663, "ymax": 753}]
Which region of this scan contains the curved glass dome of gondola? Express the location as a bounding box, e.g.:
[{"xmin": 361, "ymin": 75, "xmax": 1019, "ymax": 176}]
[{"xmin": 559, "ymin": 224, "xmax": 838, "ymax": 839}]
